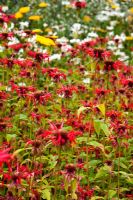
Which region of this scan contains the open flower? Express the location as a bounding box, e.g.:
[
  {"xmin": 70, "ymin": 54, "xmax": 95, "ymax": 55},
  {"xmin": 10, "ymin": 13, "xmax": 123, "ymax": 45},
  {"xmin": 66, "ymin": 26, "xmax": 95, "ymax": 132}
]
[
  {"xmin": 29, "ymin": 15, "xmax": 41, "ymax": 21},
  {"xmin": 19, "ymin": 7, "xmax": 30, "ymax": 14},
  {"xmin": 39, "ymin": 2, "xmax": 48, "ymax": 8}
]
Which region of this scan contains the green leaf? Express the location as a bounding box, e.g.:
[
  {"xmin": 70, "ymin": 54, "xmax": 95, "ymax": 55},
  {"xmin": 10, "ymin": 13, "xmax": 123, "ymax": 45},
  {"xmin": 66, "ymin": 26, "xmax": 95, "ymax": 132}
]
[
  {"xmin": 100, "ymin": 123, "xmax": 110, "ymax": 136},
  {"xmin": 91, "ymin": 197, "xmax": 104, "ymax": 200},
  {"xmin": 6, "ymin": 134, "xmax": 17, "ymax": 142},
  {"xmin": 42, "ymin": 189, "xmax": 51, "ymax": 200},
  {"xmin": 71, "ymin": 179, "xmax": 77, "ymax": 193},
  {"xmin": 88, "ymin": 141, "xmax": 104, "ymax": 152},
  {"xmin": 94, "ymin": 120, "xmax": 110, "ymax": 136},
  {"xmin": 97, "ymin": 104, "xmax": 105, "ymax": 116},
  {"xmin": 94, "ymin": 120, "xmax": 101, "ymax": 135},
  {"xmin": 89, "ymin": 160, "xmax": 101, "ymax": 167},
  {"xmin": 13, "ymin": 147, "xmax": 31, "ymax": 157},
  {"xmin": 108, "ymin": 190, "xmax": 117, "ymax": 198},
  {"xmin": 95, "ymin": 165, "xmax": 111, "ymax": 179},
  {"xmin": 19, "ymin": 114, "xmax": 28, "ymax": 120}
]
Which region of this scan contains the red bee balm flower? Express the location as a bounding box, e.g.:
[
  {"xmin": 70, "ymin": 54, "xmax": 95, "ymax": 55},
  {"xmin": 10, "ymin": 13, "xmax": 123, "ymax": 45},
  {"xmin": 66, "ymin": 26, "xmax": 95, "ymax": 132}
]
[
  {"xmin": 72, "ymin": 0, "xmax": 87, "ymax": 8},
  {"xmin": 0, "ymin": 149, "xmax": 12, "ymax": 166}
]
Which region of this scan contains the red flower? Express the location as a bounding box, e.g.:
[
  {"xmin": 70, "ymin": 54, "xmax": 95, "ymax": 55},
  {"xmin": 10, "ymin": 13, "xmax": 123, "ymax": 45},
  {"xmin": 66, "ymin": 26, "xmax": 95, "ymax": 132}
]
[
  {"xmin": 72, "ymin": 0, "xmax": 87, "ymax": 8},
  {"xmin": 61, "ymin": 164, "xmax": 76, "ymax": 181},
  {"xmin": 106, "ymin": 110, "xmax": 121, "ymax": 120},
  {"xmin": 77, "ymin": 185, "xmax": 94, "ymax": 199},
  {"xmin": 42, "ymin": 67, "xmax": 66, "ymax": 82},
  {"xmin": 27, "ymin": 50, "xmax": 49, "ymax": 61},
  {"xmin": 0, "ymin": 32, "xmax": 13, "ymax": 40},
  {"xmin": 0, "ymin": 148, "xmax": 12, "ymax": 166},
  {"xmin": 57, "ymin": 85, "xmax": 78, "ymax": 98},
  {"xmin": 95, "ymin": 88, "xmax": 110, "ymax": 96}
]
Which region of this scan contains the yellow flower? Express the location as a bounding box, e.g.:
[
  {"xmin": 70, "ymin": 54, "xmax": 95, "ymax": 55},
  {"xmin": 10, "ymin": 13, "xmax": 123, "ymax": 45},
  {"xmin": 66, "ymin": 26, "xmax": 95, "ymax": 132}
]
[
  {"xmin": 45, "ymin": 27, "xmax": 53, "ymax": 33},
  {"xmin": 15, "ymin": 12, "xmax": 23, "ymax": 19},
  {"xmin": 39, "ymin": 2, "xmax": 48, "ymax": 7},
  {"xmin": 126, "ymin": 36, "xmax": 133, "ymax": 40},
  {"xmin": 19, "ymin": 7, "xmax": 30, "ymax": 14},
  {"xmin": 129, "ymin": 7, "xmax": 133, "ymax": 14},
  {"xmin": 49, "ymin": 35, "xmax": 58, "ymax": 39},
  {"xmin": 29, "ymin": 15, "xmax": 41, "ymax": 21},
  {"xmin": 83, "ymin": 15, "xmax": 92, "ymax": 23},
  {"xmin": 111, "ymin": 4, "xmax": 119, "ymax": 9},
  {"xmin": 36, "ymin": 35, "xmax": 56, "ymax": 46},
  {"xmin": 32, "ymin": 29, "xmax": 42, "ymax": 33}
]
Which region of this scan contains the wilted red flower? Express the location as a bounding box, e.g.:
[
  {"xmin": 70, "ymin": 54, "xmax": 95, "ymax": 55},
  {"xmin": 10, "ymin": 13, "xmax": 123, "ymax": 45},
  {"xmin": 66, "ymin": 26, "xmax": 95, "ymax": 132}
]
[{"xmin": 61, "ymin": 164, "xmax": 76, "ymax": 181}]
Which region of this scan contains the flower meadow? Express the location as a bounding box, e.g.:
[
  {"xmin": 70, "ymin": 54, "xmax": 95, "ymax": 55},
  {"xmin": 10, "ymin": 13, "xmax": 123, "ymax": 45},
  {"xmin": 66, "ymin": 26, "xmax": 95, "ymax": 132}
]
[{"xmin": 0, "ymin": 0, "xmax": 133, "ymax": 199}]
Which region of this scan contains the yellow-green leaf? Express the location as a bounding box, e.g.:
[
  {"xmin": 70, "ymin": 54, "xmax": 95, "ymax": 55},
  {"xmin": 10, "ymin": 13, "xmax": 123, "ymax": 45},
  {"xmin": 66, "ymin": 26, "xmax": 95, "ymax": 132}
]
[{"xmin": 97, "ymin": 104, "xmax": 105, "ymax": 116}]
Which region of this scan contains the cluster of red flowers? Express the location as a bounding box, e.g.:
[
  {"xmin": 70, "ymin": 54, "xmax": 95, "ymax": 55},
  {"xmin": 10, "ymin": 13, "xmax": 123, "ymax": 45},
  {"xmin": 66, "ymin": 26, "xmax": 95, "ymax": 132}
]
[{"xmin": 0, "ymin": 4, "xmax": 132, "ymax": 200}]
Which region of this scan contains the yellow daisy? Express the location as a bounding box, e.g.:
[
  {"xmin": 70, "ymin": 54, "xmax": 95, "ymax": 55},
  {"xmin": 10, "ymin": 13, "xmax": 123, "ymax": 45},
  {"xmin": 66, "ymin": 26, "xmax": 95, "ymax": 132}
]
[
  {"xmin": 36, "ymin": 35, "xmax": 56, "ymax": 46},
  {"xmin": 19, "ymin": 7, "xmax": 30, "ymax": 14},
  {"xmin": 39, "ymin": 2, "xmax": 48, "ymax": 8},
  {"xmin": 29, "ymin": 15, "xmax": 41, "ymax": 21}
]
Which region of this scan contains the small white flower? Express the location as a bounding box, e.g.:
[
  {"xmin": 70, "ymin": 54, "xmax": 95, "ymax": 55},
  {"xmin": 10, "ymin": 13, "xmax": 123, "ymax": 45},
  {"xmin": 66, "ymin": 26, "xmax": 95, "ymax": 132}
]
[
  {"xmin": 71, "ymin": 58, "xmax": 81, "ymax": 65},
  {"xmin": 83, "ymin": 78, "xmax": 90, "ymax": 84},
  {"xmin": 100, "ymin": 70, "xmax": 105, "ymax": 75},
  {"xmin": 62, "ymin": 1, "xmax": 70, "ymax": 5},
  {"xmin": 18, "ymin": 82, "xmax": 26, "ymax": 86},
  {"xmin": 56, "ymin": 37, "xmax": 68, "ymax": 44},
  {"xmin": 87, "ymin": 32, "xmax": 98, "ymax": 38},
  {"xmin": 19, "ymin": 21, "xmax": 29, "ymax": 29},
  {"xmin": 8, "ymin": 37, "xmax": 20, "ymax": 45},
  {"xmin": 84, "ymin": 71, "xmax": 89, "ymax": 76},
  {"xmin": 6, "ymin": 86, "xmax": 11, "ymax": 92},
  {"xmin": 49, "ymin": 54, "xmax": 61, "ymax": 61},
  {"xmin": 70, "ymin": 39, "xmax": 80, "ymax": 43},
  {"xmin": 2, "ymin": 6, "xmax": 8, "ymax": 12},
  {"xmin": 71, "ymin": 23, "xmax": 81, "ymax": 32},
  {"xmin": 0, "ymin": 46, "xmax": 5, "ymax": 52},
  {"xmin": 106, "ymin": 26, "xmax": 114, "ymax": 31}
]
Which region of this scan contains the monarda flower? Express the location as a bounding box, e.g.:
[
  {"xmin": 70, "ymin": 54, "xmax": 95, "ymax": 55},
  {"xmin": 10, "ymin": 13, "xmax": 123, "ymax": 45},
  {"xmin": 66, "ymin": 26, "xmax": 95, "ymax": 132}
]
[
  {"xmin": 0, "ymin": 14, "xmax": 14, "ymax": 24},
  {"xmin": 57, "ymin": 85, "xmax": 78, "ymax": 98},
  {"xmin": 77, "ymin": 185, "xmax": 94, "ymax": 199},
  {"xmin": 104, "ymin": 60, "xmax": 116, "ymax": 71},
  {"xmin": 95, "ymin": 88, "xmax": 110, "ymax": 96},
  {"xmin": 106, "ymin": 110, "xmax": 122, "ymax": 120},
  {"xmin": 27, "ymin": 50, "xmax": 49, "ymax": 62},
  {"xmin": 72, "ymin": 0, "xmax": 87, "ymax": 9},
  {"xmin": 42, "ymin": 67, "xmax": 66, "ymax": 82},
  {"xmin": 0, "ymin": 32, "xmax": 13, "ymax": 40},
  {"xmin": 32, "ymin": 91, "xmax": 51, "ymax": 105},
  {"xmin": 0, "ymin": 148, "xmax": 12, "ymax": 166},
  {"xmin": 40, "ymin": 122, "xmax": 81, "ymax": 146},
  {"xmin": 61, "ymin": 164, "xmax": 76, "ymax": 181},
  {"xmin": 120, "ymin": 77, "xmax": 133, "ymax": 88},
  {"xmin": 93, "ymin": 48, "xmax": 111, "ymax": 60}
]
